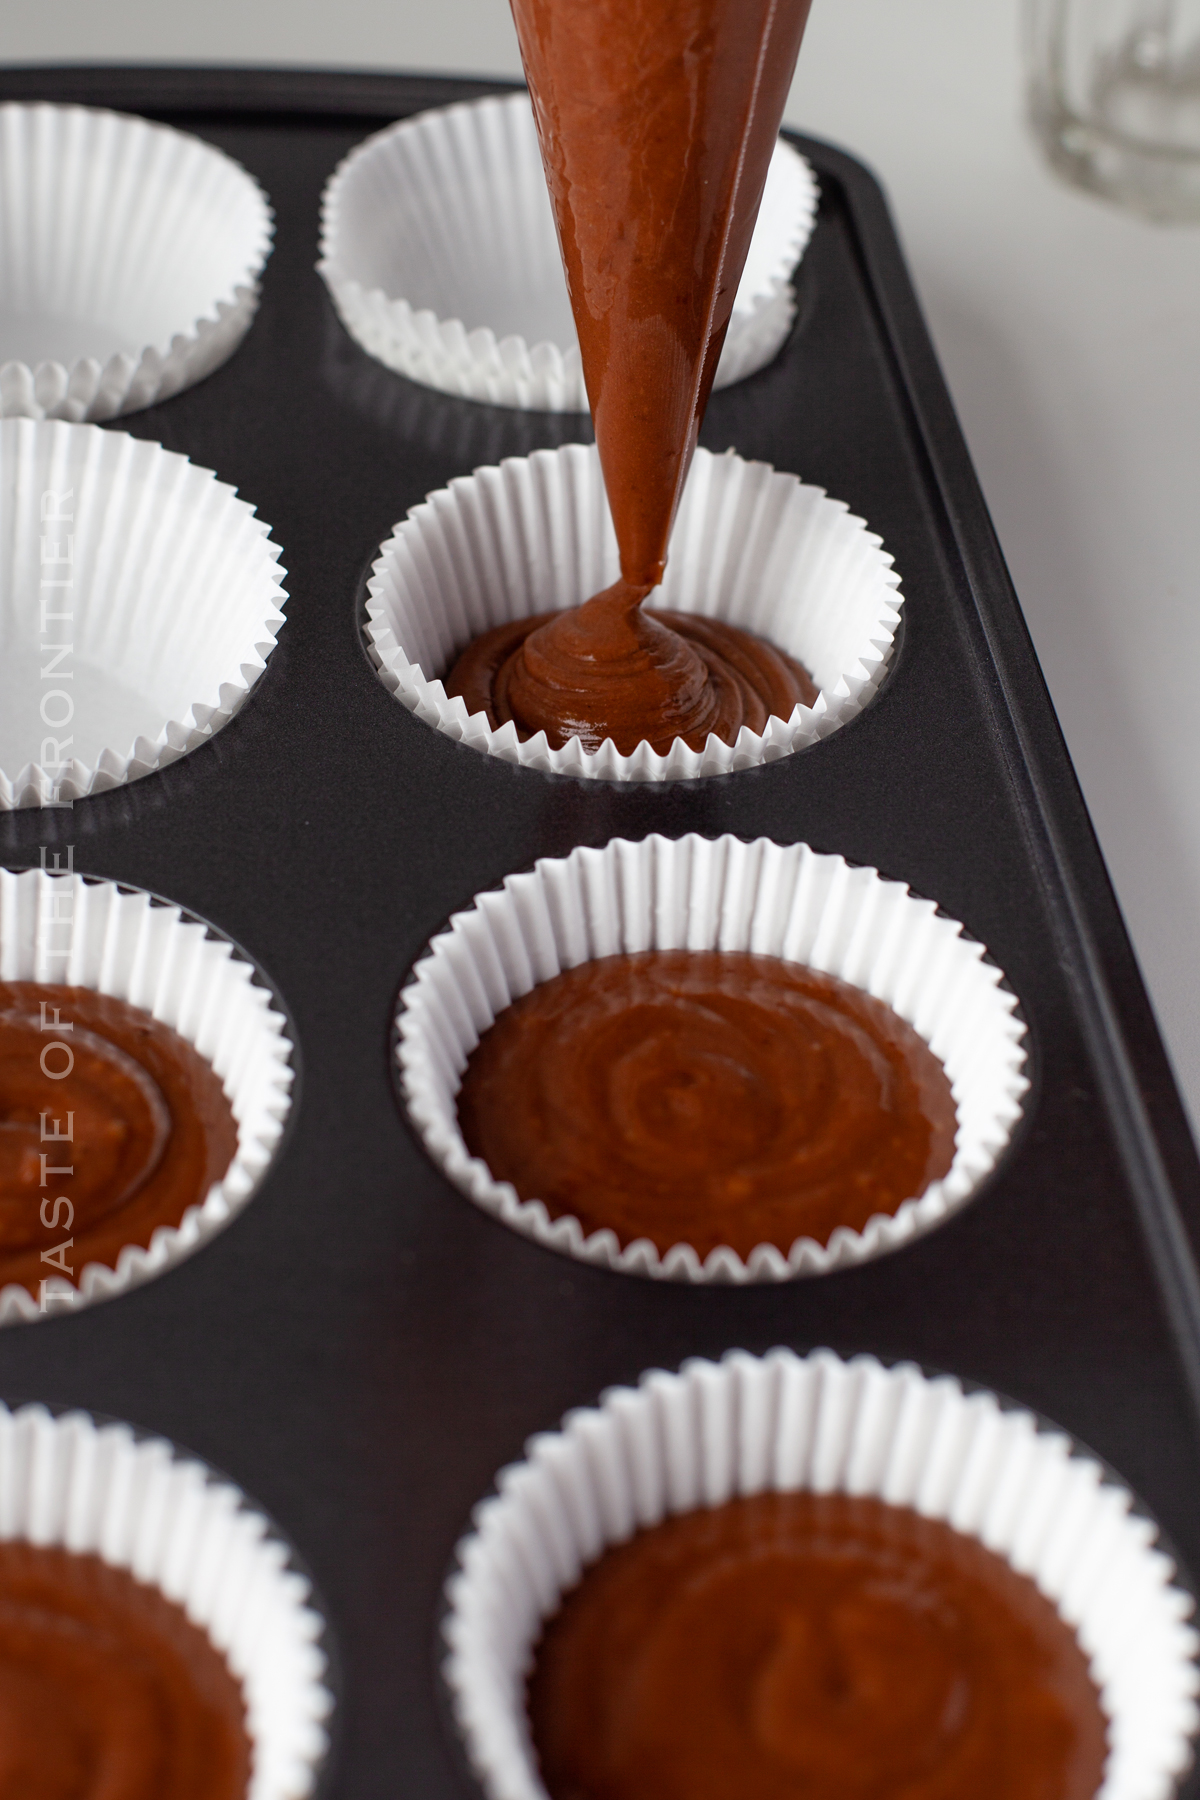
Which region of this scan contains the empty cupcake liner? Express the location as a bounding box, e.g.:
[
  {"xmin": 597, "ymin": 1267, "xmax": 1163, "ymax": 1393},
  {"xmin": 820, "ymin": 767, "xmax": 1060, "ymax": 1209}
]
[
  {"xmin": 0, "ymin": 102, "xmax": 273, "ymax": 422},
  {"xmin": 365, "ymin": 443, "xmax": 902, "ymax": 781},
  {"xmin": 397, "ymin": 833, "xmax": 1028, "ymax": 1281},
  {"xmin": 0, "ymin": 866, "xmax": 294, "ymax": 1323},
  {"xmin": 444, "ymin": 1348, "xmax": 1200, "ymax": 1800},
  {"xmin": 0, "ymin": 1399, "xmax": 330, "ymax": 1797},
  {"xmin": 318, "ymin": 92, "xmax": 817, "ymax": 410},
  {"xmin": 0, "ymin": 419, "xmax": 287, "ymax": 808}
]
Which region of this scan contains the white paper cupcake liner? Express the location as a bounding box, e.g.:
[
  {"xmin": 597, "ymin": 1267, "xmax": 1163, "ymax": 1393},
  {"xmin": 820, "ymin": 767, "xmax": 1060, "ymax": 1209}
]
[
  {"xmin": 365, "ymin": 443, "xmax": 901, "ymax": 781},
  {"xmin": 0, "ymin": 419, "xmax": 287, "ymax": 809},
  {"xmin": 445, "ymin": 1349, "xmax": 1200, "ymax": 1800},
  {"xmin": 0, "ymin": 103, "xmax": 273, "ymax": 422},
  {"xmin": 0, "ymin": 867, "xmax": 294, "ymax": 1323},
  {"xmin": 318, "ymin": 92, "xmax": 817, "ymax": 410},
  {"xmin": 0, "ymin": 1399, "xmax": 330, "ymax": 1797},
  {"xmin": 398, "ymin": 834, "xmax": 1028, "ymax": 1281}
]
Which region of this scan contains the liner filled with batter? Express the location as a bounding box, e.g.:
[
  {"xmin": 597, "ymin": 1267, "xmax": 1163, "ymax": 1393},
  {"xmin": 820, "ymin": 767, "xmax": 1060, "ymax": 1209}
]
[
  {"xmin": 0, "ymin": 1399, "xmax": 331, "ymax": 1799},
  {"xmin": 528, "ymin": 1491, "xmax": 1108, "ymax": 1800},
  {"xmin": 0, "ymin": 1540, "xmax": 251, "ymax": 1798},
  {"xmin": 456, "ymin": 949, "xmax": 958, "ymax": 1262},
  {"xmin": 398, "ymin": 833, "xmax": 1029, "ymax": 1280},
  {"xmin": 365, "ymin": 441, "xmax": 905, "ymax": 781},
  {"xmin": 443, "ymin": 1349, "xmax": 1200, "ymax": 1800},
  {"xmin": 0, "ymin": 867, "xmax": 294, "ymax": 1322},
  {"xmin": 0, "ymin": 982, "xmax": 239, "ymax": 1298}
]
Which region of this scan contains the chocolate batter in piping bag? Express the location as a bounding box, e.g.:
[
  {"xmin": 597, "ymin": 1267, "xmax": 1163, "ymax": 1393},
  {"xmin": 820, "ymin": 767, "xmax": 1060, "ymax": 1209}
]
[{"xmin": 447, "ymin": 0, "xmax": 816, "ymax": 755}]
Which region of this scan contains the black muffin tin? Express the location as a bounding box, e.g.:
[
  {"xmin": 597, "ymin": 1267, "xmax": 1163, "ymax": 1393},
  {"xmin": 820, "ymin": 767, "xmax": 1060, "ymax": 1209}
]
[{"xmin": 2, "ymin": 64, "xmax": 1200, "ymax": 1796}]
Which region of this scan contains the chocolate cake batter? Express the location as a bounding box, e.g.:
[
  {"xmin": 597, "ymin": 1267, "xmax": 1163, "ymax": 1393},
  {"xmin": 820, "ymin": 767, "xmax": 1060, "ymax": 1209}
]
[
  {"xmin": 528, "ymin": 1492, "xmax": 1108, "ymax": 1800},
  {"xmin": 447, "ymin": 607, "xmax": 817, "ymax": 754},
  {"xmin": 0, "ymin": 1540, "xmax": 249, "ymax": 1798},
  {"xmin": 456, "ymin": 951, "xmax": 957, "ymax": 1259},
  {"xmin": 0, "ymin": 983, "xmax": 238, "ymax": 1295},
  {"xmin": 444, "ymin": 0, "xmax": 816, "ymax": 755}
]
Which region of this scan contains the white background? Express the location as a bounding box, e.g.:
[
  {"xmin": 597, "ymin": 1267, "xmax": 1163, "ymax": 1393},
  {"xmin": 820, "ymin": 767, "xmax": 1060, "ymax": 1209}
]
[{"xmin": 7, "ymin": 0, "xmax": 1200, "ymax": 1129}]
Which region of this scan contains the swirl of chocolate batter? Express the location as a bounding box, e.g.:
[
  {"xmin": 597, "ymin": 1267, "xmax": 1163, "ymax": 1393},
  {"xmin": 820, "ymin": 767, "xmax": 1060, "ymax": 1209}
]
[
  {"xmin": 0, "ymin": 983, "xmax": 238, "ymax": 1296},
  {"xmin": 442, "ymin": 0, "xmax": 816, "ymax": 755},
  {"xmin": 456, "ymin": 951, "xmax": 957, "ymax": 1260},
  {"xmin": 0, "ymin": 1541, "xmax": 249, "ymax": 1797},
  {"xmin": 527, "ymin": 1492, "xmax": 1108, "ymax": 1800},
  {"xmin": 446, "ymin": 605, "xmax": 817, "ymax": 754}
]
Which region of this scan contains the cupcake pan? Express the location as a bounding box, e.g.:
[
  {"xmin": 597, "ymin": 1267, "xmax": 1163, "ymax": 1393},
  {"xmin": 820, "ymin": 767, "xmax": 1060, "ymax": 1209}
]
[
  {"xmin": 318, "ymin": 93, "xmax": 818, "ymax": 411},
  {"xmin": 0, "ymin": 65, "xmax": 1199, "ymax": 1800},
  {"xmin": 366, "ymin": 443, "xmax": 902, "ymax": 779},
  {"xmin": 400, "ymin": 834, "xmax": 1028, "ymax": 1278}
]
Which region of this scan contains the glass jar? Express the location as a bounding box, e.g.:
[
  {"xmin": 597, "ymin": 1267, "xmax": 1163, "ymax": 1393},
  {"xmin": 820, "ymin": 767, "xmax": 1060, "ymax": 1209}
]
[{"xmin": 1026, "ymin": 0, "xmax": 1200, "ymax": 220}]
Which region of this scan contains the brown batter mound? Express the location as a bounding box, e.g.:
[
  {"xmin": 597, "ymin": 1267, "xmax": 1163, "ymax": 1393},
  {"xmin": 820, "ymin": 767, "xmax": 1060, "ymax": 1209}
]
[
  {"xmin": 528, "ymin": 1491, "xmax": 1109, "ymax": 1800},
  {"xmin": 0, "ymin": 983, "xmax": 238, "ymax": 1295},
  {"xmin": 446, "ymin": 607, "xmax": 817, "ymax": 755},
  {"xmin": 456, "ymin": 951, "xmax": 957, "ymax": 1259},
  {"xmin": 0, "ymin": 1540, "xmax": 249, "ymax": 1798},
  {"xmin": 443, "ymin": 0, "xmax": 816, "ymax": 756}
]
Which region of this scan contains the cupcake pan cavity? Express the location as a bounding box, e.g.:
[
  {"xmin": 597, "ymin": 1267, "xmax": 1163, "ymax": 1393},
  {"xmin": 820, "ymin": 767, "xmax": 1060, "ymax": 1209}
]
[
  {"xmin": 365, "ymin": 442, "xmax": 903, "ymax": 780},
  {"xmin": 0, "ymin": 868, "xmax": 294, "ymax": 1322},
  {"xmin": 319, "ymin": 92, "xmax": 818, "ymax": 410},
  {"xmin": 0, "ymin": 419, "xmax": 287, "ymax": 808},
  {"xmin": 0, "ymin": 103, "xmax": 273, "ymax": 421},
  {"xmin": 0, "ymin": 1400, "xmax": 330, "ymax": 1797},
  {"xmin": 1, "ymin": 68, "xmax": 1199, "ymax": 1800},
  {"xmin": 398, "ymin": 833, "xmax": 1029, "ymax": 1280},
  {"xmin": 444, "ymin": 1348, "xmax": 1199, "ymax": 1800}
]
